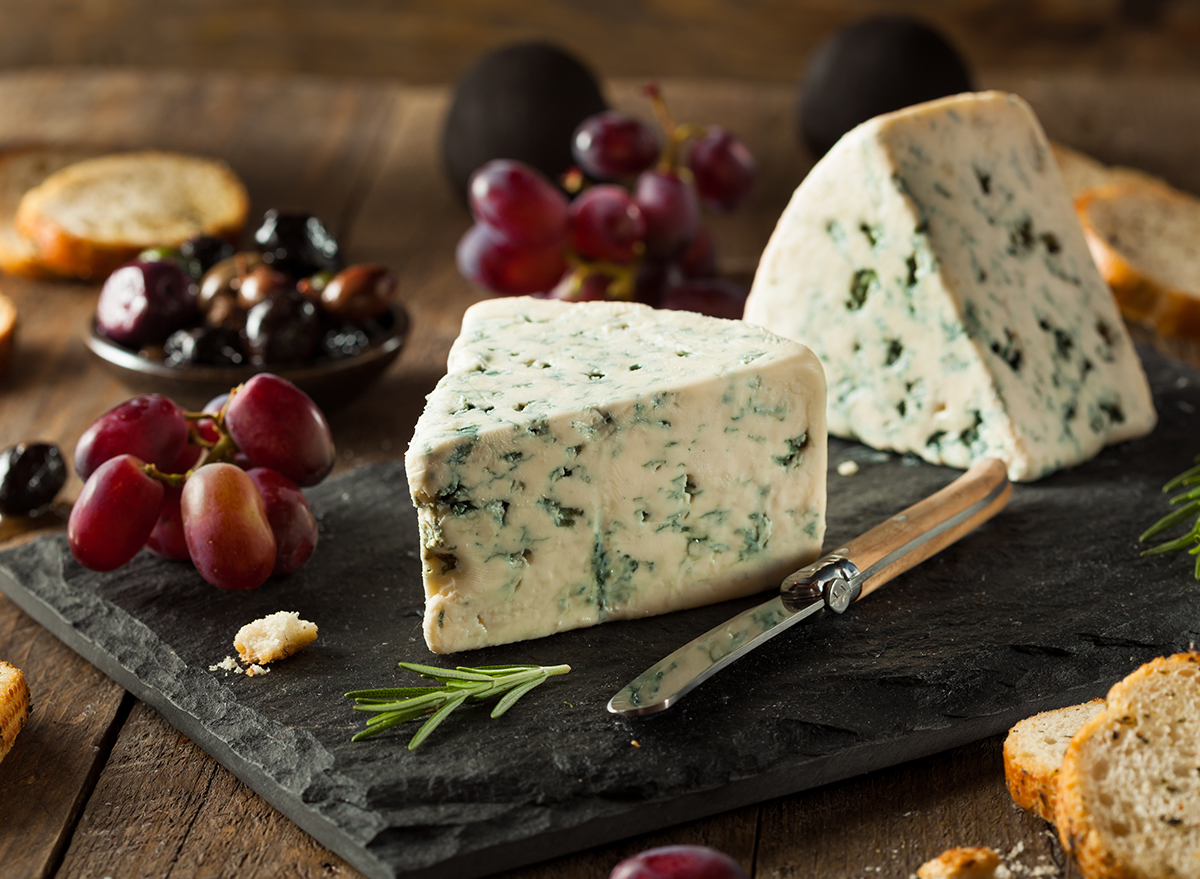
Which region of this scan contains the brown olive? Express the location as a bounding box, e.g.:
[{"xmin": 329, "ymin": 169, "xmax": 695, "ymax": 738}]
[
  {"xmin": 320, "ymin": 264, "xmax": 396, "ymax": 322},
  {"xmin": 237, "ymin": 264, "xmax": 293, "ymax": 311},
  {"xmin": 198, "ymin": 252, "xmax": 262, "ymax": 313},
  {"xmin": 203, "ymin": 291, "xmax": 239, "ymax": 328}
]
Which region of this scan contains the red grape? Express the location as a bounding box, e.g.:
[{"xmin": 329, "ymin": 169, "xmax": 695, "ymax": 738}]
[
  {"xmin": 634, "ymin": 170, "xmax": 700, "ymax": 260},
  {"xmin": 75, "ymin": 394, "xmax": 190, "ymax": 481},
  {"xmin": 678, "ymin": 226, "xmax": 717, "ymax": 279},
  {"xmin": 687, "ymin": 127, "xmax": 756, "ymax": 212},
  {"xmin": 247, "ymin": 468, "xmax": 318, "ymax": 576},
  {"xmin": 549, "ymin": 270, "xmax": 619, "ymax": 302},
  {"xmin": 456, "ymin": 223, "xmax": 568, "ymax": 296},
  {"xmin": 572, "ymin": 111, "xmax": 660, "ymax": 179},
  {"xmin": 468, "ymin": 160, "xmax": 569, "ymax": 247},
  {"xmin": 568, "ymin": 185, "xmax": 646, "ymax": 263},
  {"xmin": 223, "ymin": 374, "xmax": 336, "ymax": 487},
  {"xmin": 181, "ymin": 463, "xmax": 276, "ymax": 590},
  {"xmin": 610, "ymin": 845, "xmax": 748, "ymax": 879},
  {"xmin": 146, "ymin": 485, "xmax": 190, "ymax": 561},
  {"xmin": 68, "ymin": 455, "xmax": 164, "ymax": 572},
  {"xmin": 660, "ymin": 278, "xmax": 749, "ymax": 320},
  {"xmin": 633, "ymin": 260, "xmax": 678, "ymax": 307}
]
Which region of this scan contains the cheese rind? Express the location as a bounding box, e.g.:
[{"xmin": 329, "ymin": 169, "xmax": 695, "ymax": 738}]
[
  {"xmin": 744, "ymin": 91, "xmax": 1156, "ymax": 482},
  {"xmin": 405, "ymin": 297, "xmax": 827, "ymax": 653}
]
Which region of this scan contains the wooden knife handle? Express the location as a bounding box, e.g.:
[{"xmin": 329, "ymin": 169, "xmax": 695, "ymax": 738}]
[{"xmin": 843, "ymin": 458, "xmax": 1011, "ymax": 600}]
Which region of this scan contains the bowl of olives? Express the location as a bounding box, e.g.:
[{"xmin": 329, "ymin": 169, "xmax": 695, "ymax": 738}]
[{"xmin": 84, "ymin": 211, "xmax": 410, "ymax": 411}]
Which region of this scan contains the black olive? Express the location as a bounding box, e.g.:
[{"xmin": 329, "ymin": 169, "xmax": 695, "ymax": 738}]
[
  {"xmin": 253, "ymin": 210, "xmax": 342, "ymax": 278},
  {"xmin": 797, "ymin": 15, "xmax": 974, "ymax": 158},
  {"xmin": 181, "ymin": 235, "xmax": 237, "ymax": 279},
  {"xmin": 0, "ymin": 443, "xmax": 68, "ymax": 515},
  {"xmin": 441, "ymin": 42, "xmax": 607, "ymax": 204},
  {"xmin": 163, "ymin": 326, "xmax": 246, "ymax": 366},
  {"xmin": 243, "ymin": 291, "xmax": 320, "ymax": 364},
  {"xmin": 321, "ymin": 325, "xmax": 372, "ymax": 361}
]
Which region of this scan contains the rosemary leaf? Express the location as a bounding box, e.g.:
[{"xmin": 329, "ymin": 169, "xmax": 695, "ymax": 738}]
[
  {"xmin": 1140, "ymin": 501, "xmax": 1200, "ymax": 542},
  {"xmin": 408, "ymin": 691, "xmax": 471, "ymax": 750},
  {"xmin": 1164, "ymin": 458, "xmax": 1200, "ymax": 492},
  {"xmin": 346, "ymin": 662, "xmax": 571, "ymax": 748},
  {"xmin": 491, "ymin": 674, "xmax": 549, "ymax": 718}
]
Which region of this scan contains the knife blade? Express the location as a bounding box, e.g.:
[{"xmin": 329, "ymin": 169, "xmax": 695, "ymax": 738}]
[{"xmin": 607, "ymin": 457, "xmax": 1012, "ymax": 716}]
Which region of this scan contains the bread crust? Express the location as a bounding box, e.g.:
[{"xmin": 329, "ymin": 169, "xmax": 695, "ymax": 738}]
[
  {"xmin": 0, "ymin": 660, "xmax": 30, "ymax": 763},
  {"xmin": 917, "ymin": 847, "xmax": 1004, "ymax": 879},
  {"xmin": 1077, "ymin": 183, "xmax": 1200, "ymax": 345},
  {"xmin": 1003, "ymin": 698, "xmax": 1105, "ymax": 823},
  {"xmin": 1054, "ymin": 652, "xmax": 1200, "ymax": 879},
  {"xmin": 14, "ymin": 150, "xmax": 248, "ymax": 282},
  {"xmin": 0, "ymin": 291, "xmax": 16, "ymax": 379},
  {"xmin": 0, "ymin": 145, "xmax": 100, "ymax": 278}
]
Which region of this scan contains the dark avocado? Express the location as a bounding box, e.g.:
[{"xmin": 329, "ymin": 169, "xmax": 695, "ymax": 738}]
[
  {"xmin": 441, "ymin": 42, "xmax": 608, "ymax": 204},
  {"xmin": 797, "ymin": 16, "xmax": 974, "ymax": 158}
]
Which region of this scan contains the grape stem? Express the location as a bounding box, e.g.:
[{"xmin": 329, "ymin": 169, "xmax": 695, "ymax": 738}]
[{"xmin": 642, "ymin": 82, "xmax": 706, "ymax": 174}]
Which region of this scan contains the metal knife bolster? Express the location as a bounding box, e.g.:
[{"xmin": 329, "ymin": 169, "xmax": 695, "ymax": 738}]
[{"xmin": 780, "ymin": 554, "xmax": 861, "ymax": 614}]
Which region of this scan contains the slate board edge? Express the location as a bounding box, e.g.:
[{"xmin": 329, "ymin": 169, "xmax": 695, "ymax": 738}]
[
  {"xmin": 0, "ymin": 543, "xmax": 1116, "ymax": 879},
  {"xmin": 0, "ymin": 551, "xmax": 1092, "ymax": 879},
  {"xmin": 0, "ymin": 559, "xmax": 392, "ymax": 879}
]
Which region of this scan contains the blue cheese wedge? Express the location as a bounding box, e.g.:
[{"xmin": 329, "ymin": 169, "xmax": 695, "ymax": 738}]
[
  {"xmin": 744, "ymin": 91, "xmax": 1156, "ymax": 481},
  {"xmin": 405, "ymin": 297, "xmax": 827, "ymax": 653}
]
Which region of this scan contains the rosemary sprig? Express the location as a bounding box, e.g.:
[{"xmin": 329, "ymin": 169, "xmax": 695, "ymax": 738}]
[
  {"xmin": 345, "ymin": 662, "xmax": 571, "ymax": 749},
  {"xmin": 1140, "ymin": 453, "xmax": 1200, "ymax": 578}
]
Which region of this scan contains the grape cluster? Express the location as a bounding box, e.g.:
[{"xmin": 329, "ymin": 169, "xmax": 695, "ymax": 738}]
[
  {"xmin": 456, "ymin": 85, "xmax": 756, "ymax": 319},
  {"xmin": 68, "ymin": 374, "xmax": 333, "ymax": 590},
  {"xmin": 95, "ymin": 211, "xmax": 399, "ymax": 368}
]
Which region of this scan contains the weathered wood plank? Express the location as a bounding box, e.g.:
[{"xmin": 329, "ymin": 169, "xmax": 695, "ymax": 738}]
[
  {"xmin": 0, "ymin": 593, "xmax": 128, "ymax": 879},
  {"xmin": 54, "ymin": 701, "xmax": 364, "ymax": 879},
  {"xmin": 753, "ymin": 736, "xmax": 1077, "ymax": 879},
  {"xmin": 0, "ymin": 1, "xmax": 1197, "ymax": 83}
]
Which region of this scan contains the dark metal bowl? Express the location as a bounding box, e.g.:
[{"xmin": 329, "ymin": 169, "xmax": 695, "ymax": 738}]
[{"xmin": 84, "ymin": 304, "xmax": 410, "ymax": 412}]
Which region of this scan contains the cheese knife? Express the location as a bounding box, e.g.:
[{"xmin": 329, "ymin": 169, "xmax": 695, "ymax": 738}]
[{"xmin": 607, "ymin": 457, "xmax": 1012, "ymax": 716}]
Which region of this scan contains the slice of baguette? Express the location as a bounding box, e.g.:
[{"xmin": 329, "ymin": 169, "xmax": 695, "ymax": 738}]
[
  {"xmin": 1055, "ymin": 652, "xmax": 1200, "ymax": 879},
  {"xmin": 0, "ymin": 291, "xmax": 15, "ymax": 378},
  {"xmin": 14, "ymin": 151, "xmax": 249, "ymax": 281},
  {"xmin": 1003, "ymin": 697, "xmax": 1106, "ymax": 823},
  {"xmin": 1076, "ymin": 182, "xmax": 1200, "ymax": 343},
  {"xmin": 0, "ymin": 660, "xmax": 30, "ymax": 764},
  {"xmin": 1050, "ymin": 141, "xmax": 1166, "ymax": 203},
  {"xmin": 0, "ymin": 145, "xmax": 100, "ymax": 278}
]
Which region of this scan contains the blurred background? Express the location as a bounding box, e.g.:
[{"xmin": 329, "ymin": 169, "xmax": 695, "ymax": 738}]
[{"xmin": 1, "ymin": 0, "xmax": 1198, "ymax": 82}]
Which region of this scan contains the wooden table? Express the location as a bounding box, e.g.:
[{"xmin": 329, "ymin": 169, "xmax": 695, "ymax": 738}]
[{"xmin": 1, "ymin": 66, "xmax": 1196, "ymax": 879}]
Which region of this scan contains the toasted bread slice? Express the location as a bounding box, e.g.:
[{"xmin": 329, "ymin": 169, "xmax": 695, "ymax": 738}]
[
  {"xmin": 1055, "ymin": 652, "xmax": 1200, "ymax": 879},
  {"xmin": 0, "ymin": 660, "xmax": 30, "ymax": 764},
  {"xmin": 1050, "ymin": 142, "xmax": 1166, "ymax": 202},
  {"xmin": 917, "ymin": 847, "xmax": 1007, "ymax": 879},
  {"xmin": 1004, "ymin": 698, "xmax": 1106, "ymax": 822},
  {"xmin": 1076, "ymin": 182, "xmax": 1200, "ymax": 343},
  {"xmin": 0, "ymin": 145, "xmax": 100, "ymax": 278},
  {"xmin": 14, "ymin": 151, "xmax": 249, "ymax": 281},
  {"xmin": 0, "ymin": 291, "xmax": 14, "ymax": 378}
]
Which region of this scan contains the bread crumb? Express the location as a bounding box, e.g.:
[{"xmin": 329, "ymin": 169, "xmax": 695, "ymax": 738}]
[
  {"xmin": 234, "ymin": 611, "xmax": 318, "ymax": 665},
  {"xmin": 208, "ymin": 655, "xmax": 242, "ymax": 673},
  {"xmin": 244, "ymin": 664, "xmax": 271, "ymax": 677},
  {"xmin": 837, "ymin": 460, "xmax": 859, "ymax": 476},
  {"xmin": 918, "ymin": 847, "xmax": 1010, "ymax": 879}
]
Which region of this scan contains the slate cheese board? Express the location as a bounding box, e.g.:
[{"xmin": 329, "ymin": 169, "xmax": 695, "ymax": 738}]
[{"xmin": 1, "ymin": 346, "xmax": 1198, "ymax": 879}]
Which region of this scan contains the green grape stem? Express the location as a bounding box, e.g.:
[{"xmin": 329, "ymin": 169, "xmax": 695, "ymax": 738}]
[{"xmin": 345, "ymin": 662, "xmax": 571, "ymax": 749}]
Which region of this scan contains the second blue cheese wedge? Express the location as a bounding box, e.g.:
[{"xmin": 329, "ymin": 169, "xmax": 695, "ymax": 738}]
[
  {"xmin": 405, "ymin": 297, "xmax": 827, "ymax": 653},
  {"xmin": 744, "ymin": 91, "xmax": 1156, "ymax": 481}
]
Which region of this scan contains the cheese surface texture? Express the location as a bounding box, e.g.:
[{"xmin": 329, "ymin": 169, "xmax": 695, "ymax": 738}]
[
  {"xmin": 744, "ymin": 91, "xmax": 1156, "ymax": 481},
  {"xmin": 405, "ymin": 297, "xmax": 827, "ymax": 653}
]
